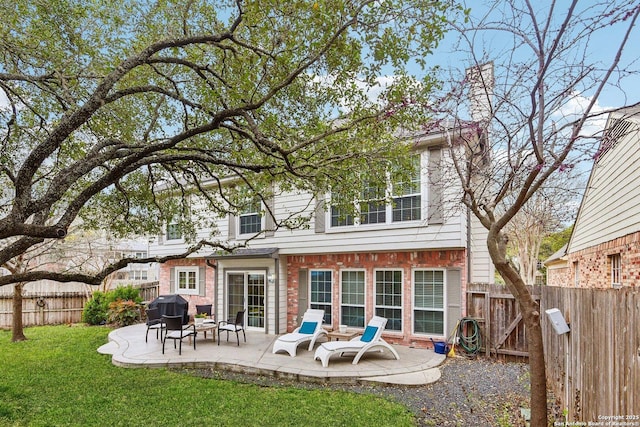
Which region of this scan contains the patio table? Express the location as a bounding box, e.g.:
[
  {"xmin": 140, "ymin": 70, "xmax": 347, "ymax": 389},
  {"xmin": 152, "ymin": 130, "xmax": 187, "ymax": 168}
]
[
  {"xmin": 193, "ymin": 321, "xmax": 217, "ymax": 342},
  {"xmin": 326, "ymin": 330, "xmax": 360, "ymax": 341}
]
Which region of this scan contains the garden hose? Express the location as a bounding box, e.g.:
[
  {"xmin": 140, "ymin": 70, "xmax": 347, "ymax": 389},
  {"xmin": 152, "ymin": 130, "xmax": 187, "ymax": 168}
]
[{"xmin": 457, "ymin": 317, "xmax": 482, "ymax": 355}]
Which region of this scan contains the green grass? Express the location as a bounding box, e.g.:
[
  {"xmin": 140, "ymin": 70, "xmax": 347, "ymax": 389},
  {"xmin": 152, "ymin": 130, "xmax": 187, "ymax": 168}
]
[{"xmin": 0, "ymin": 325, "xmax": 414, "ymax": 426}]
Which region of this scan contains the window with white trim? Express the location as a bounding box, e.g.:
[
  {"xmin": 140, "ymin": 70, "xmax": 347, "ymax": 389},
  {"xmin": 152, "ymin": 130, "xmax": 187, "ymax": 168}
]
[
  {"xmin": 375, "ymin": 270, "xmax": 402, "ymax": 331},
  {"xmin": 340, "ymin": 270, "xmax": 365, "ymax": 327},
  {"xmin": 310, "ymin": 270, "xmax": 332, "ymax": 325},
  {"xmin": 239, "ymin": 198, "xmax": 262, "ymax": 235},
  {"xmin": 176, "ymin": 267, "xmax": 199, "ymax": 295},
  {"xmin": 359, "ymin": 181, "xmax": 386, "ymax": 225},
  {"xmin": 413, "ymin": 270, "xmax": 445, "ymax": 335},
  {"xmin": 609, "ymin": 254, "xmax": 621, "ymax": 288},
  {"xmin": 392, "ymin": 155, "xmax": 421, "ymax": 222},
  {"xmin": 330, "ymin": 193, "xmax": 354, "ymax": 227},
  {"xmin": 329, "ymin": 154, "xmax": 422, "ymax": 229},
  {"xmin": 166, "ymin": 223, "xmax": 182, "ymax": 241}
]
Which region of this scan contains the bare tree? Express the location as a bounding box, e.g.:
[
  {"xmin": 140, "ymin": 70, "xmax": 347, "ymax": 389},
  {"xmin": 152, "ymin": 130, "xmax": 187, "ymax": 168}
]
[
  {"xmin": 438, "ymin": 1, "xmax": 640, "ymax": 425},
  {"xmin": 505, "ymin": 172, "xmax": 583, "ymax": 286},
  {"xmin": 2, "ymin": 225, "xmax": 127, "ymax": 340},
  {"xmin": 0, "ymin": 1, "xmax": 461, "ymax": 287}
]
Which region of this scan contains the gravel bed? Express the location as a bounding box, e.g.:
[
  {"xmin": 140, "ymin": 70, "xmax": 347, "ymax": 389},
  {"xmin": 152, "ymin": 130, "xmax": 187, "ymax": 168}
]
[{"xmin": 187, "ymin": 356, "xmax": 530, "ymax": 426}]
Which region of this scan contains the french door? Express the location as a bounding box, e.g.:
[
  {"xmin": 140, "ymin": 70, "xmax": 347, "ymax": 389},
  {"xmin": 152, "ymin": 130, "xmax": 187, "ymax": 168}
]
[{"xmin": 226, "ymin": 272, "xmax": 265, "ymax": 329}]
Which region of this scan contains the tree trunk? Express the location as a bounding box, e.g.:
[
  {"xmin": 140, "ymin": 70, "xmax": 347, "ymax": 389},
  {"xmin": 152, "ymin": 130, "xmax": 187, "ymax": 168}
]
[
  {"xmin": 488, "ymin": 230, "xmax": 548, "ymax": 427},
  {"xmin": 12, "ymin": 282, "xmax": 27, "ymax": 342}
]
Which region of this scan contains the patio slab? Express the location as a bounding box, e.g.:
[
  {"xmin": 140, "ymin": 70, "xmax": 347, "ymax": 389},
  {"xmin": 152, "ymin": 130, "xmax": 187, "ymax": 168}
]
[{"xmin": 98, "ymin": 323, "xmax": 446, "ymax": 386}]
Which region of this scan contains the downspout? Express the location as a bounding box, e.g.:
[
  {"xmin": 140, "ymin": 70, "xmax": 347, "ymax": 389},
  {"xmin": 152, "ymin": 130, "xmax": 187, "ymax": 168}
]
[
  {"xmin": 205, "ymin": 258, "xmax": 218, "ymax": 321},
  {"xmin": 274, "ymin": 257, "xmax": 280, "ymax": 333},
  {"xmin": 467, "ymin": 206, "xmax": 472, "ymax": 285}
]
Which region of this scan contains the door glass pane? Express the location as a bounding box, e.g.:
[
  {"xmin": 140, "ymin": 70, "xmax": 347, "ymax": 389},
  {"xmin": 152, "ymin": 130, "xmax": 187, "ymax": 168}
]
[
  {"xmin": 227, "ymin": 273, "xmax": 244, "ymax": 322},
  {"xmin": 247, "ymin": 273, "xmax": 265, "ymax": 328}
]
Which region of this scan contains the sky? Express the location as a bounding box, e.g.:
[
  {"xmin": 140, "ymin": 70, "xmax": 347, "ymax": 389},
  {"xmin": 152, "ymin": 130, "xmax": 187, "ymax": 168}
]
[{"xmin": 429, "ymin": 0, "xmax": 640, "ymax": 113}]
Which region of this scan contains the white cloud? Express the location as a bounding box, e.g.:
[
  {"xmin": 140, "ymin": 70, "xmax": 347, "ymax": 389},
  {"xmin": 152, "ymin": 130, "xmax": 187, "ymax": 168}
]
[
  {"xmin": 311, "ymin": 73, "xmax": 400, "ymax": 112},
  {"xmin": 553, "ymin": 91, "xmax": 609, "ymax": 138}
]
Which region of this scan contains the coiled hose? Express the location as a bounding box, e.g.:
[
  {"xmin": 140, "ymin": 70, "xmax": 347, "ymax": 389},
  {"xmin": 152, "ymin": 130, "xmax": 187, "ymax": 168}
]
[{"xmin": 457, "ymin": 317, "xmax": 482, "ymax": 356}]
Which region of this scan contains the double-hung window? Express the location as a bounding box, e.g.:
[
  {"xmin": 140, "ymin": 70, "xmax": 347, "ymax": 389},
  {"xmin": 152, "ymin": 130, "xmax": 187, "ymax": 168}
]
[
  {"xmin": 330, "ymin": 193, "xmax": 355, "ymax": 227},
  {"xmin": 329, "ymin": 154, "xmax": 422, "ymax": 229},
  {"xmin": 392, "ymin": 155, "xmax": 421, "ymax": 222},
  {"xmin": 375, "ymin": 270, "xmax": 402, "ymax": 331},
  {"xmin": 340, "ymin": 270, "xmax": 365, "ymax": 327},
  {"xmin": 176, "ymin": 267, "xmax": 199, "ymax": 295},
  {"xmin": 166, "ymin": 223, "xmax": 182, "ymax": 241},
  {"xmin": 239, "ymin": 198, "xmax": 262, "ymax": 235},
  {"xmin": 359, "ymin": 182, "xmax": 386, "ymax": 225},
  {"xmin": 413, "ymin": 270, "xmax": 445, "ymax": 335},
  {"xmin": 310, "ymin": 270, "xmax": 332, "ymax": 325}
]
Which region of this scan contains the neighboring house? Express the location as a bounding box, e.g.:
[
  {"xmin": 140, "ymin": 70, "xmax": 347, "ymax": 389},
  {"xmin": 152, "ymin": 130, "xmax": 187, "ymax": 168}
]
[
  {"xmin": 560, "ymin": 106, "xmax": 640, "ymax": 288},
  {"xmin": 0, "ymin": 233, "xmax": 158, "ymax": 296},
  {"xmin": 544, "ymin": 244, "xmax": 569, "ymax": 287},
  {"xmin": 109, "ymin": 241, "xmax": 159, "ymax": 286},
  {"xmin": 148, "ymin": 124, "xmax": 496, "ymax": 348}
]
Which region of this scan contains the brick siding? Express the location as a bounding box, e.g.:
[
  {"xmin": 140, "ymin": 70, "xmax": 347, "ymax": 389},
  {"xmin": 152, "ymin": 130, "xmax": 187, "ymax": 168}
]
[
  {"xmin": 159, "ymin": 259, "xmax": 216, "ymax": 317},
  {"xmin": 566, "ymin": 231, "xmax": 640, "ymax": 288},
  {"xmin": 286, "ymin": 249, "xmax": 466, "ymax": 347}
]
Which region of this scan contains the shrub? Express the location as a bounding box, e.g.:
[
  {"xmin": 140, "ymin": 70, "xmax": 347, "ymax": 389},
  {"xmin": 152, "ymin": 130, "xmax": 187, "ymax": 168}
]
[
  {"xmin": 83, "ymin": 285, "xmax": 143, "ymax": 326},
  {"xmin": 108, "ymin": 299, "xmax": 141, "ymax": 327},
  {"xmin": 82, "ymin": 291, "xmax": 108, "ymax": 325},
  {"xmin": 108, "ymin": 285, "xmax": 142, "ymax": 305}
]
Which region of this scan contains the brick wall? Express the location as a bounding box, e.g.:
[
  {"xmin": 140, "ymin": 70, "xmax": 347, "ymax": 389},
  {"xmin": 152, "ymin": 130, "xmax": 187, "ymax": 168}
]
[
  {"xmin": 567, "ymin": 231, "xmax": 640, "ymax": 288},
  {"xmin": 546, "ymin": 265, "xmax": 570, "ymax": 287},
  {"xmin": 159, "ymin": 258, "xmax": 216, "ymax": 317},
  {"xmin": 286, "ymin": 249, "xmax": 466, "ymax": 347}
]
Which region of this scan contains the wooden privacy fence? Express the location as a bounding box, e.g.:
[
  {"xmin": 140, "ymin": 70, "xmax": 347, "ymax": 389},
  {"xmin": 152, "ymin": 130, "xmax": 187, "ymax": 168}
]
[
  {"xmin": 0, "ymin": 292, "xmax": 87, "ymax": 327},
  {"xmin": 0, "ymin": 282, "xmax": 160, "ymax": 328},
  {"xmin": 542, "ymin": 286, "xmax": 640, "ymax": 422},
  {"xmin": 466, "ymin": 282, "xmax": 540, "ymax": 359}
]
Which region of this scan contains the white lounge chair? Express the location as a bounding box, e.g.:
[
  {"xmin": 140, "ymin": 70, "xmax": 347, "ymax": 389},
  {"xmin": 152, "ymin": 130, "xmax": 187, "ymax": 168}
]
[
  {"xmin": 272, "ymin": 309, "xmax": 327, "ymax": 357},
  {"xmin": 313, "ymin": 316, "xmax": 400, "ymax": 367}
]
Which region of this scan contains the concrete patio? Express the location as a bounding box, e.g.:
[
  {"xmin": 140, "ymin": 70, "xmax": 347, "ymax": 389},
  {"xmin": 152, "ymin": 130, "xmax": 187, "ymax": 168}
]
[{"xmin": 98, "ymin": 323, "xmax": 446, "ymax": 386}]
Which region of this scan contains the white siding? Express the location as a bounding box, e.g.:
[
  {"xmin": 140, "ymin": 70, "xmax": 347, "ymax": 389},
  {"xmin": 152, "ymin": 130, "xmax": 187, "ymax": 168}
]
[
  {"xmin": 469, "ymin": 213, "xmax": 494, "ymax": 283},
  {"xmin": 150, "ymin": 148, "xmax": 469, "ymax": 257},
  {"xmin": 214, "ymin": 258, "xmax": 278, "ymax": 334},
  {"xmin": 569, "ymin": 112, "xmax": 640, "ymax": 253}
]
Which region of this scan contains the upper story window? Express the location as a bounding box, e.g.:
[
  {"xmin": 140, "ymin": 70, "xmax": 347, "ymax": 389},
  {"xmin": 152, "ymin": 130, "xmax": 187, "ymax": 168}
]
[
  {"xmin": 359, "ymin": 182, "xmax": 387, "ymax": 225},
  {"xmin": 166, "ymin": 223, "xmax": 183, "ymax": 241},
  {"xmin": 330, "ymin": 193, "xmax": 354, "ymax": 227},
  {"xmin": 391, "ymin": 155, "xmax": 421, "ymax": 222},
  {"xmin": 329, "ymin": 154, "xmax": 422, "ymax": 229},
  {"xmin": 239, "ymin": 198, "xmax": 262, "ymax": 235}
]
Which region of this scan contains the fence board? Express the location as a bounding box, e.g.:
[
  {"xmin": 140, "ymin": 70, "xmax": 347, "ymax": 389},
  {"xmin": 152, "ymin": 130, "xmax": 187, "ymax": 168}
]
[
  {"xmin": 0, "ymin": 282, "xmax": 160, "ymax": 328},
  {"xmin": 466, "ymin": 283, "xmax": 539, "ymax": 360},
  {"xmin": 541, "ymin": 286, "xmax": 640, "ymax": 422}
]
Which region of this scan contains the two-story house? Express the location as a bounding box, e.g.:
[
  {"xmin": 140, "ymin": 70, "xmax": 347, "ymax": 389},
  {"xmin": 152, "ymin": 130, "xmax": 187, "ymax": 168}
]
[
  {"xmin": 554, "ymin": 106, "xmax": 640, "ymax": 288},
  {"xmin": 148, "ymin": 124, "xmax": 495, "ymax": 348}
]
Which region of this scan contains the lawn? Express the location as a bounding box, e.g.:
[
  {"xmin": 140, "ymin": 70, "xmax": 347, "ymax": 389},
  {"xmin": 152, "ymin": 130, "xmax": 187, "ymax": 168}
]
[{"xmin": 0, "ymin": 325, "xmax": 414, "ymax": 426}]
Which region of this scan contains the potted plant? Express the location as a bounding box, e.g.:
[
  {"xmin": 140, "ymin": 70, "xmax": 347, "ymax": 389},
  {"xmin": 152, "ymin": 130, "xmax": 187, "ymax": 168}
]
[{"xmin": 194, "ymin": 312, "xmax": 207, "ymax": 325}]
